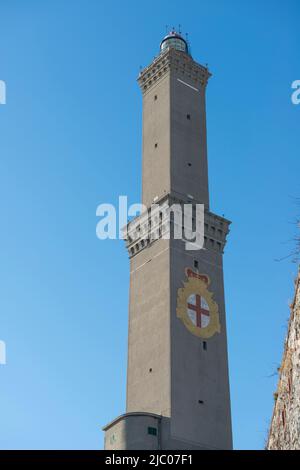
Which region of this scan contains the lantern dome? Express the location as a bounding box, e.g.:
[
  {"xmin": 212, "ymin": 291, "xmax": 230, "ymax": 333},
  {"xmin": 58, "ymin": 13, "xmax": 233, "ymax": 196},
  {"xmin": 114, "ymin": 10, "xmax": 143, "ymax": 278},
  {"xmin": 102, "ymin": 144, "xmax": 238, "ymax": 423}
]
[{"xmin": 160, "ymin": 30, "xmax": 189, "ymax": 55}]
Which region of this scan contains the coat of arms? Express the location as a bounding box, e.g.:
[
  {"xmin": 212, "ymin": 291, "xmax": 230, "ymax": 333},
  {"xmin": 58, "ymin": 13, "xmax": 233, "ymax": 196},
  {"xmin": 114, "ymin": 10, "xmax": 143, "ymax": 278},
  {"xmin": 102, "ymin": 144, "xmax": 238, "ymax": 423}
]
[{"xmin": 176, "ymin": 268, "xmax": 221, "ymax": 338}]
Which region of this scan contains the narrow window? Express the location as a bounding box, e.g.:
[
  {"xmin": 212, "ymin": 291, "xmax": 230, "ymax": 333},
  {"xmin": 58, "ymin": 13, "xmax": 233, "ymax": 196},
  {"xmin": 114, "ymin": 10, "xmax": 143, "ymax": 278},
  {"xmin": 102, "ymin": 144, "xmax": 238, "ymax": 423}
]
[
  {"xmin": 194, "ymin": 260, "xmax": 199, "ymax": 269},
  {"xmin": 154, "ymin": 95, "xmax": 158, "ymax": 101},
  {"xmin": 148, "ymin": 427, "xmax": 157, "ymax": 436},
  {"xmin": 203, "ymin": 341, "xmax": 207, "ymax": 351},
  {"xmin": 187, "ymin": 114, "xmax": 191, "ymax": 120},
  {"xmin": 155, "ymin": 143, "xmax": 158, "ymax": 148}
]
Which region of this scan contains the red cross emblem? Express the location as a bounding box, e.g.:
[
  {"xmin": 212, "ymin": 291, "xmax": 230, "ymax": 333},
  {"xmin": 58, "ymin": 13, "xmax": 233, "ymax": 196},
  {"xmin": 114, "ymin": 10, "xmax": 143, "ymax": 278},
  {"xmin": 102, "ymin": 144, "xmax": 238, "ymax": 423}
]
[{"xmin": 187, "ymin": 294, "xmax": 210, "ymax": 328}]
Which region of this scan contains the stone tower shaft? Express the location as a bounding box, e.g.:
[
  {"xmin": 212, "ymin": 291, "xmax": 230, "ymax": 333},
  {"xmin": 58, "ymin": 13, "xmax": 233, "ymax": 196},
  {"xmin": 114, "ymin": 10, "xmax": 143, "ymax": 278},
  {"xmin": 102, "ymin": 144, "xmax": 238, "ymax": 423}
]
[
  {"xmin": 103, "ymin": 33, "xmax": 232, "ymax": 451},
  {"xmin": 138, "ymin": 47, "xmax": 211, "ymax": 209}
]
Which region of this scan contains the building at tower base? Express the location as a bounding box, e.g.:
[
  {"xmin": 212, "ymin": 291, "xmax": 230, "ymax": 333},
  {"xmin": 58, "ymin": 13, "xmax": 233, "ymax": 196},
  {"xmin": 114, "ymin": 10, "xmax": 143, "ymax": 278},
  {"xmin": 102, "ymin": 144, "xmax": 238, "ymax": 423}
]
[{"xmin": 103, "ymin": 413, "xmax": 222, "ymax": 450}]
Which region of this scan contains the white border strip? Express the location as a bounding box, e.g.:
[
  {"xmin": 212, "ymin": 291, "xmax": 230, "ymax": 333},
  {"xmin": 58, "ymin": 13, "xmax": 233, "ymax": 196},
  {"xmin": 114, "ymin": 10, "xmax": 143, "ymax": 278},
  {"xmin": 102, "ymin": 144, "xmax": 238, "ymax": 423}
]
[
  {"xmin": 177, "ymin": 78, "xmax": 199, "ymax": 92},
  {"xmin": 130, "ymin": 246, "xmax": 169, "ymax": 274}
]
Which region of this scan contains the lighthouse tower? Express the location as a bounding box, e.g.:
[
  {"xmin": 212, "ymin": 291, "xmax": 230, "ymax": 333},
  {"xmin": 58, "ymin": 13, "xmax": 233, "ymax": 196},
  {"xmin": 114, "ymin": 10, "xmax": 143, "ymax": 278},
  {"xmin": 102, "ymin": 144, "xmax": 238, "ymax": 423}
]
[{"xmin": 103, "ymin": 31, "xmax": 233, "ymax": 450}]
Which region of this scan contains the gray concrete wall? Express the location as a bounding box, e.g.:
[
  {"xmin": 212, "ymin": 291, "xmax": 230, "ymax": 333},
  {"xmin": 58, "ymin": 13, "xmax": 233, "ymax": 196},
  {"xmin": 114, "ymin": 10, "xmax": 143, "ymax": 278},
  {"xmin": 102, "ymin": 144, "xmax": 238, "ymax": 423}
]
[
  {"xmin": 126, "ymin": 239, "xmax": 171, "ymax": 417},
  {"xmin": 124, "ymin": 218, "xmax": 232, "ymax": 449},
  {"xmin": 170, "ymin": 71, "xmax": 209, "ymax": 208},
  {"xmin": 140, "ymin": 49, "xmax": 210, "ymax": 209},
  {"xmin": 170, "ymin": 237, "xmax": 233, "ymax": 449},
  {"xmin": 141, "ymin": 73, "xmax": 171, "ymax": 207}
]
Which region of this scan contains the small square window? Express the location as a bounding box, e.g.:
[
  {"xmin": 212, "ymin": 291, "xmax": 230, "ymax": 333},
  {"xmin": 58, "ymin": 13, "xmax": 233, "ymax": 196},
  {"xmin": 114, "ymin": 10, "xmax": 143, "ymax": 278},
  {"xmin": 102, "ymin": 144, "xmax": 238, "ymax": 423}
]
[{"xmin": 148, "ymin": 426, "xmax": 157, "ymax": 436}]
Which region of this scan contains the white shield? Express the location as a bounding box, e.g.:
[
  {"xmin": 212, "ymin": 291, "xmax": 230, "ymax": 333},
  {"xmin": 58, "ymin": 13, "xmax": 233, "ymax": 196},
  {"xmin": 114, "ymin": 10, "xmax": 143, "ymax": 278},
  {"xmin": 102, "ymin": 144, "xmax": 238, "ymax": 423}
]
[{"xmin": 187, "ymin": 293, "xmax": 210, "ymax": 328}]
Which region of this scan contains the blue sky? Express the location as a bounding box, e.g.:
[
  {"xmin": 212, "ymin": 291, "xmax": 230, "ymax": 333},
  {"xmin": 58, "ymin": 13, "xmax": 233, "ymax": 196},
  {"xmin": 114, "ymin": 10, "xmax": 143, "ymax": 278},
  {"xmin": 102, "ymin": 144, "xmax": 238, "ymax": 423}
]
[{"xmin": 0, "ymin": 0, "xmax": 299, "ymax": 450}]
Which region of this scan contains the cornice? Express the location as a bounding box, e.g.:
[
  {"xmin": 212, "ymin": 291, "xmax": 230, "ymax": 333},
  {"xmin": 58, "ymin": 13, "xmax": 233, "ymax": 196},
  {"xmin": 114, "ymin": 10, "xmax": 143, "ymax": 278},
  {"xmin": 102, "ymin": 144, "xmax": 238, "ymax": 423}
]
[{"xmin": 137, "ymin": 49, "xmax": 211, "ymax": 95}]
